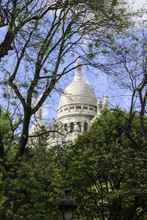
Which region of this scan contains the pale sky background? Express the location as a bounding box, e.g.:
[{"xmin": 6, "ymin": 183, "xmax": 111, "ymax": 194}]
[
  {"xmin": 0, "ymin": 0, "xmax": 147, "ymax": 123},
  {"xmin": 42, "ymin": 0, "xmax": 147, "ymax": 122},
  {"xmin": 127, "ymin": 0, "xmax": 146, "ymax": 9},
  {"xmin": 126, "ymin": 0, "xmax": 147, "ymax": 23}
]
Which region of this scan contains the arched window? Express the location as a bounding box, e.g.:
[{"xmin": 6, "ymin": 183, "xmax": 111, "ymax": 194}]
[
  {"xmin": 70, "ymin": 122, "xmax": 74, "ymax": 133},
  {"xmin": 76, "ymin": 106, "xmax": 81, "ymax": 110},
  {"xmin": 77, "ymin": 122, "xmax": 81, "ymax": 132},
  {"xmin": 83, "ymin": 106, "xmax": 88, "ymax": 110},
  {"xmin": 70, "ymin": 106, "xmax": 74, "ymax": 110},
  {"xmin": 64, "ymin": 123, "xmax": 68, "ymax": 131},
  {"xmin": 84, "ymin": 122, "xmax": 88, "ymax": 131}
]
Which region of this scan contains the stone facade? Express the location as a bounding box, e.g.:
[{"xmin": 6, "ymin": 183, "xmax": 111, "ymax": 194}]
[
  {"xmin": 55, "ymin": 59, "xmax": 97, "ymax": 143},
  {"xmin": 30, "ymin": 59, "xmax": 108, "ymax": 146}
]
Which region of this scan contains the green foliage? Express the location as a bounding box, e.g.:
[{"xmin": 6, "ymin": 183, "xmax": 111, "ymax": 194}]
[
  {"xmin": 87, "ymin": 0, "xmax": 128, "ymax": 28},
  {"xmin": 0, "ymin": 109, "xmax": 13, "ymax": 157},
  {"xmin": 0, "ymin": 109, "xmax": 64, "ymax": 220},
  {"xmin": 62, "ymin": 109, "xmax": 147, "ymax": 219},
  {"xmin": 0, "ymin": 109, "xmax": 11, "ymax": 137},
  {"xmin": 1, "ymin": 109, "xmax": 147, "ymax": 219},
  {"xmin": 0, "ymin": 146, "xmax": 63, "ymax": 220}
]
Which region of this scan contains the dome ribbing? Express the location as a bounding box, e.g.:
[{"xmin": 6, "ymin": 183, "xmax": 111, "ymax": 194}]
[{"xmin": 57, "ymin": 59, "xmax": 97, "ymax": 119}]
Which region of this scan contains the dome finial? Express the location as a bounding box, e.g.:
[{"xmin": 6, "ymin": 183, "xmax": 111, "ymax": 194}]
[{"xmin": 74, "ymin": 57, "xmax": 82, "ymax": 81}]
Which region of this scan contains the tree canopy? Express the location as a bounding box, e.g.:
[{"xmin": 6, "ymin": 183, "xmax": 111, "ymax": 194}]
[
  {"xmin": 62, "ymin": 109, "xmax": 147, "ymax": 219},
  {"xmin": 0, "ymin": 1, "xmax": 147, "ymax": 219},
  {"xmin": 0, "ymin": 0, "xmax": 128, "ymax": 157}
]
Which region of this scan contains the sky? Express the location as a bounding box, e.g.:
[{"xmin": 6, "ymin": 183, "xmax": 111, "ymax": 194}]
[
  {"xmin": 42, "ymin": 0, "xmax": 147, "ymax": 121},
  {"xmin": 0, "ymin": 0, "xmax": 147, "ymax": 123},
  {"xmin": 126, "ymin": 0, "xmax": 147, "ymax": 23},
  {"xmin": 127, "ymin": 0, "xmax": 146, "ymax": 10},
  {"xmin": 42, "ymin": 66, "xmax": 132, "ymax": 122}
]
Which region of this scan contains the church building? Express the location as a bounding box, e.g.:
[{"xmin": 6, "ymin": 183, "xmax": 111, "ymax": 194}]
[{"xmin": 31, "ymin": 59, "xmax": 108, "ymax": 146}]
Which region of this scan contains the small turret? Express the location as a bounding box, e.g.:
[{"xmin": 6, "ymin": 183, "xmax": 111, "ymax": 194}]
[
  {"xmin": 102, "ymin": 96, "xmax": 108, "ymax": 110},
  {"xmin": 96, "ymin": 96, "xmax": 108, "ymax": 114}
]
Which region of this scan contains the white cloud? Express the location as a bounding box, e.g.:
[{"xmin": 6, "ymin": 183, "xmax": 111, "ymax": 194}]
[
  {"xmin": 123, "ymin": 0, "xmax": 147, "ymax": 25},
  {"xmin": 127, "ymin": 0, "xmax": 147, "ymax": 10}
]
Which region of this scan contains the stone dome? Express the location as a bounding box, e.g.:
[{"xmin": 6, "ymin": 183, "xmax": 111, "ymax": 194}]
[
  {"xmin": 58, "ymin": 78, "xmax": 97, "ymax": 107},
  {"xmin": 57, "ymin": 59, "xmax": 97, "ymax": 120}
]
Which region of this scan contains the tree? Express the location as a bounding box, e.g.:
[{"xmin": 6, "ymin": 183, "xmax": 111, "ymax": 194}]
[
  {"xmin": 0, "ymin": 144, "xmax": 65, "ymax": 220},
  {"xmin": 87, "ymin": 28, "xmax": 147, "ymax": 141},
  {"xmin": 0, "ymin": 2, "xmax": 144, "ymax": 219},
  {"xmin": 62, "ymin": 109, "xmax": 147, "ymax": 220},
  {"xmin": 105, "ymin": 30, "xmax": 147, "ymax": 141},
  {"xmin": 0, "ymin": 0, "xmax": 126, "ymax": 61},
  {"xmin": 0, "ymin": 0, "xmax": 127, "ymax": 158},
  {"xmin": 0, "ymin": 108, "xmax": 63, "ymax": 219},
  {"xmin": 0, "ymin": 108, "xmax": 13, "ymax": 157}
]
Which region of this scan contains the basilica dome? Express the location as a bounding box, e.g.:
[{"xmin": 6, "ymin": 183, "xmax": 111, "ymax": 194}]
[{"xmin": 57, "ymin": 60, "xmax": 97, "ymax": 120}]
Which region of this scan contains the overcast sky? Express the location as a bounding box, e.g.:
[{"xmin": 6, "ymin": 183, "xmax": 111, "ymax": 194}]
[
  {"xmin": 127, "ymin": 0, "xmax": 146, "ymax": 10},
  {"xmin": 127, "ymin": 0, "xmax": 147, "ymax": 23},
  {"xmin": 128, "ymin": 0, "xmax": 147, "ymax": 10}
]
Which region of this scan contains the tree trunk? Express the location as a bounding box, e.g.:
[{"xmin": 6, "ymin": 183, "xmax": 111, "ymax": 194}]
[{"xmin": 18, "ymin": 107, "xmax": 32, "ymax": 157}]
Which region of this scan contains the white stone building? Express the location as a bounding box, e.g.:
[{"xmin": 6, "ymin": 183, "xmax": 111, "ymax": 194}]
[
  {"xmin": 31, "ymin": 59, "xmax": 108, "ymax": 146},
  {"xmin": 48, "ymin": 59, "xmax": 108, "ymax": 146}
]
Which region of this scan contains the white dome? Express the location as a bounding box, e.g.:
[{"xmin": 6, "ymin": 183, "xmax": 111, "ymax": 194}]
[
  {"xmin": 57, "ymin": 59, "xmax": 97, "ymax": 120},
  {"xmin": 58, "ymin": 78, "xmax": 97, "ymax": 108}
]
